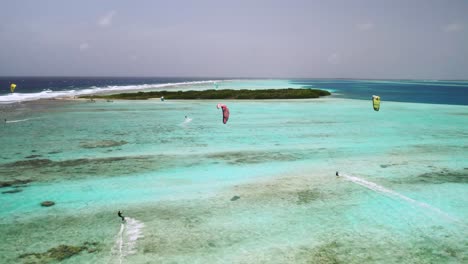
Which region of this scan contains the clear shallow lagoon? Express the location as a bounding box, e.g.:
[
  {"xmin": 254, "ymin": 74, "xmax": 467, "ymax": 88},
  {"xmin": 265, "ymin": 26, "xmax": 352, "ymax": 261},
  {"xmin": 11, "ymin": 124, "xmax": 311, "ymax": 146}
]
[{"xmin": 0, "ymin": 80, "xmax": 467, "ymax": 263}]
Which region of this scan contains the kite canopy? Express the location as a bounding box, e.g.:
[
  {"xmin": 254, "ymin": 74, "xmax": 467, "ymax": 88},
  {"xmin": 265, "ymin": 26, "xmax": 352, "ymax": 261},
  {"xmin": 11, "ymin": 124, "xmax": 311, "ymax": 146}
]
[
  {"xmin": 10, "ymin": 83, "xmax": 16, "ymax": 93},
  {"xmin": 217, "ymin": 103, "xmax": 229, "ymax": 124},
  {"xmin": 372, "ymin": 95, "xmax": 380, "ymax": 111}
]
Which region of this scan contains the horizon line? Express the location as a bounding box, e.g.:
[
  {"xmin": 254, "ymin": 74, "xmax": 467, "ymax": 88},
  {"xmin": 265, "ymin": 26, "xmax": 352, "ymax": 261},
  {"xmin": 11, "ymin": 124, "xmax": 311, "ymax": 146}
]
[{"xmin": 0, "ymin": 76, "xmax": 467, "ymax": 81}]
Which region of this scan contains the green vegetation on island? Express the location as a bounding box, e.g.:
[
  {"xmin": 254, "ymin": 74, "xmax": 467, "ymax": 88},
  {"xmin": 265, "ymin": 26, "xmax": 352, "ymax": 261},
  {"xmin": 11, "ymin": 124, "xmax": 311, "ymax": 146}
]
[{"xmin": 80, "ymin": 88, "xmax": 331, "ymax": 100}]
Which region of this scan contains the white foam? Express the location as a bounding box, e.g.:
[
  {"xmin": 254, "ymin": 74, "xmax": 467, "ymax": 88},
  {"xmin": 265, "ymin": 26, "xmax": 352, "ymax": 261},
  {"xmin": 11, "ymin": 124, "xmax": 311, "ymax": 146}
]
[
  {"xmin": 116, "ymin": 223, "xmax": 125, "ymax": 264},
  {"xmin": 341, "ymin": 173, "xmax": 460, "ymax": 223},
  {"xmin": 5, "ymin": 118, "xmax": 31, "ymax": 123},
  {"xmin": 111, "ymin": 217, "xmax": 145, "ymax": 263},
  {"xmin": 0, "ymin": 89, "xmax": 77, "ymax": 104},
  {"xmin": 0, "ymin": 80, "xmax": 222, "ymax": 104}
]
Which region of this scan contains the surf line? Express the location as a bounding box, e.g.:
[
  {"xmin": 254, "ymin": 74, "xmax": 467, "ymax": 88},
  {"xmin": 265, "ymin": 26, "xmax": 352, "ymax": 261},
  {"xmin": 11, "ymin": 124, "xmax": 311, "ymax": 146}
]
[
  {"xmin": 112, "ymin": 217, "xmax": 145, "ymax": 264},
  {"xmin": 341, "ymin": 173, "xmax": 460, "ymax": 223}
]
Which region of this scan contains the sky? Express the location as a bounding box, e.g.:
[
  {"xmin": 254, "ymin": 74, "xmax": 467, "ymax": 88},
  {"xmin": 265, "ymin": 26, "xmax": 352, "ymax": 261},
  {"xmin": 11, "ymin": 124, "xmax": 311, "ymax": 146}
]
[{"xmin": 0, "ymin": 0, "xmax": 467, "ymax": 79}]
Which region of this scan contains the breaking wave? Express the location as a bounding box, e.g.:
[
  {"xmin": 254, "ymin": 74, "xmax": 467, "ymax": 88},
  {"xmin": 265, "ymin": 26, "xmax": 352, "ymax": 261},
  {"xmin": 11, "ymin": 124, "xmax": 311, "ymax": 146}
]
[{"xmin": 0, "ymin": 80, "xmax": 220, "ymax": 104}]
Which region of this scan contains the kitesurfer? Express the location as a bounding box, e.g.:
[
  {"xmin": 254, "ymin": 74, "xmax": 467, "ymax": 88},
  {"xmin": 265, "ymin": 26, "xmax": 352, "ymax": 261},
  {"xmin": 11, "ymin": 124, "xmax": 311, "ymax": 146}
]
[
  {"xmin": 117, "ymin": 210, "xmax": 125, "ymax": 222},
  {"xmin": 336, "ymin": 171, "xmax": 339, "ymax": 177}
]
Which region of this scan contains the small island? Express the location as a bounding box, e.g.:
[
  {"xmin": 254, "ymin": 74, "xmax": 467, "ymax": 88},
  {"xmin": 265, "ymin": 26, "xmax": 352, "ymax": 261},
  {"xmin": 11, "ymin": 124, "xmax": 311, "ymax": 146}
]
[{"xmin": 80, "ymin": 88, "xmax": 330, "ymax": 100}]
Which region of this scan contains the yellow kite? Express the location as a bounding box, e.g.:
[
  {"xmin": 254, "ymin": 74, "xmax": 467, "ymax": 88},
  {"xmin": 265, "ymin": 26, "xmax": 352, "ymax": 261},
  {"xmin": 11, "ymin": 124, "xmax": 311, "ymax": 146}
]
[
  {"xmin": 10, "ymin": 83, "xmax": 17, "ymax": 93},
  {"xmin": 372, "ymin": 95, "xmax": 380, "ymax": 111}
]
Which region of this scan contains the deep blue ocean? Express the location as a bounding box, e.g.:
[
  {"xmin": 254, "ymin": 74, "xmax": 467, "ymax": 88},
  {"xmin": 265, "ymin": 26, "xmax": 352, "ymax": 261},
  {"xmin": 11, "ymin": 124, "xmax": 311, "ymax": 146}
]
[
  {"xmin": 291, "ymin": 79, "xmax": 468, "ymax": 106},
  {"xmin": 0, "ymin": 77, "xmax": 467, "ymax": 105}
]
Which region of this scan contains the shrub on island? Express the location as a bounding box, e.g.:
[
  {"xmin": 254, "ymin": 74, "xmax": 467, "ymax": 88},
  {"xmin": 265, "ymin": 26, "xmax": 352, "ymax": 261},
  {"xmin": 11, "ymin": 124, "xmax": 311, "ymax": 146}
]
[{"xmin": 81, "ymin": 88, "xmax": 331, "ymax": 100}]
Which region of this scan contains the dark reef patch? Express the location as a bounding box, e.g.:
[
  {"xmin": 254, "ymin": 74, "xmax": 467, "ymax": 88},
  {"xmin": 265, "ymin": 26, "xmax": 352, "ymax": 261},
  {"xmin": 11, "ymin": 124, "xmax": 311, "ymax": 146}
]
[
  {"xmin": 399, "ymin": 170, "xmax": 468, "ymax": 184},
  {"xmin": 41, "ymin": 201, "xmax": 55, "ymax": 207},
  {"xmin": 6, "ymin": 159, "xmax": 53, "ymax": 167},
  {"xmin": 294, "ymin": 237, "xmax": 465, "ymax": 263},
  {"xmin": 25, "ymin": 154, "xmax": 43, "ymax": 159},
  {"xmin": 230, "ymin": 195, "xmax": 240, "ymax": 201},
  {"xmin": 206, "ymin": 150, "xmax": 300, "ymax": 165},
  {"xmin": 0, "ymin": 156, "xmax": 152, "ymax": 178},
  {"xmin": 2, "ymin": 189, "xmax": 23, "ymax": 194},
  {"xmin": 297, "ymin": 241, "xmax": 342, "ymax": 264},
  {"xmin": 0, "ymin": 179, "xmax": 32, "ymax": 188},
  {"xmin": 80, "ymin": 140, "xmax": 128, "ymax": 149},
  {"xmin": 1, "ymin": 149, "xmax": 316, "ymax": 184},
  {"xmin": 0, "ymin": 155, "xmax": 182, "ymax": 183},
  {"xmin": 18, "ymin": 242, "xmax": 99, "ymax": 262},
  {"xmin": 296, "ymin": 189, "xmax": 322, "ymax": 204}
]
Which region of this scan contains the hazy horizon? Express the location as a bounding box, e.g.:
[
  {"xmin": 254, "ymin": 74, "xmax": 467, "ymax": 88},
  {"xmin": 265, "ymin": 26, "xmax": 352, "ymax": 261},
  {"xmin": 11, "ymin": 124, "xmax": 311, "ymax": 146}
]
[
  {"xmin": 1, "ymin": 76, "xmax": 468, "ymax": 81},
  {"xmin": 1, "ymin": 0, "xmax": 467, "ymax": 79}
]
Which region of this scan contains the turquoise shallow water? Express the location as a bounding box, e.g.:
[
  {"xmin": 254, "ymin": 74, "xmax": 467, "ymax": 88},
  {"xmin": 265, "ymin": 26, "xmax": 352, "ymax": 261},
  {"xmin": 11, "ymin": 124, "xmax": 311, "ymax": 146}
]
[{"xmin": 0, "ymin": 81, "xmax": 467, "ymax": 263}]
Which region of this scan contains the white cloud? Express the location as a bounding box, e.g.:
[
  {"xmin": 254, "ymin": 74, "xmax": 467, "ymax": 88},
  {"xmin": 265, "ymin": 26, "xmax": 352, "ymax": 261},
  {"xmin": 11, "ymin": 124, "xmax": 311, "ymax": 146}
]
[
  {"xmin": 98, "ymin": 10, "xmax": 117, "ymax": 27},
  {"xmin": 356, "ymin": 23, "xmax": 374, "ymax": 31},
  {"xmin": 79, "ymin": 42, "xmax": 89, "ymax": 51},
  {"xmin": 442, "ymin": 23, "xmax": 463, "ymax": 32},
  {"xmin": 327, "ymin": 53, "xmax": 340, "ymax": 65}
]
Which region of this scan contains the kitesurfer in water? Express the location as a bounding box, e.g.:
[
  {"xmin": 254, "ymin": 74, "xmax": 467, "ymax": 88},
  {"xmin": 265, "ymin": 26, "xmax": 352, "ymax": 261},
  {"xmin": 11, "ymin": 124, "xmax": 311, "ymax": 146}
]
[
  {"xmin": 117, "ymin": 210, "xmax": 125, "ymax": 222},
  {"xmin": 336, "ymin": 171, "xmax": 339, "ymax": 177}
]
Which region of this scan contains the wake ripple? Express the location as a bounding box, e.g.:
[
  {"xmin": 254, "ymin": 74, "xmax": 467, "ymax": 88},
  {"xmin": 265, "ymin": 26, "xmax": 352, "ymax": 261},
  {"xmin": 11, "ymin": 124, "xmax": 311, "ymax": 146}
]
[
  {"xmin": 341, "ymin": 173, "xmax": 461, "ymax": 223},
  {"xmin": 111, "ymin": 217, "xmax": 145, "ymax": 264},
  {"xmin": 180, "ymin": 117, "xmax": 193, "ymax": 127},
  {"xmin": 5, "ymin": 118, "xmax": 32, "ymax": 123}
]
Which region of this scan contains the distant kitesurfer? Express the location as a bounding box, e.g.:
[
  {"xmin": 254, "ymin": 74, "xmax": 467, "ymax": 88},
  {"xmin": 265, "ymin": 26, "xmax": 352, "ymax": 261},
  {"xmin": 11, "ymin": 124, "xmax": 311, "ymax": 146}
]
[
  {"xmin": 336, "ymin": 171, "xmax": 339, "ymax": 177},
  {"xmin": 117, "ymin": 210, "xmax": 125, "ymax": 222}
]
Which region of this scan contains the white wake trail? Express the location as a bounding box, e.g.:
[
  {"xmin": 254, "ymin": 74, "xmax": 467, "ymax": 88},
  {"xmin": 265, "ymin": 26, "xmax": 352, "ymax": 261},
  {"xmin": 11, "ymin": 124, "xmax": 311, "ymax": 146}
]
[
  {"xmin": 178, "ymin": 117, "xmax": 193, "ymax": 128},
  {"xmin": 5, "ymin": 118, "xmax": 32, "ymax": 123},
  {"xmin": 116, "ymin": 223, "xmax": 124, "ymax": 264},
  {"xmin": 111, "ymin": 217, "xmax": 145, "ymax": 264},
  {"xmin": 341, "ymin": 173, "xmax": 460, "ymax": 223}
]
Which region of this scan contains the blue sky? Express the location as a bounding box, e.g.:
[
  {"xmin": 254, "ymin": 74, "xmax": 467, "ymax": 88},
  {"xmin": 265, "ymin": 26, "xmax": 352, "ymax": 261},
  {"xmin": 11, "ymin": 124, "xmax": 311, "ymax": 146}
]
[{"xmin": 0, "ymin": 0, "xmax": 467, "ymax": 79}]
